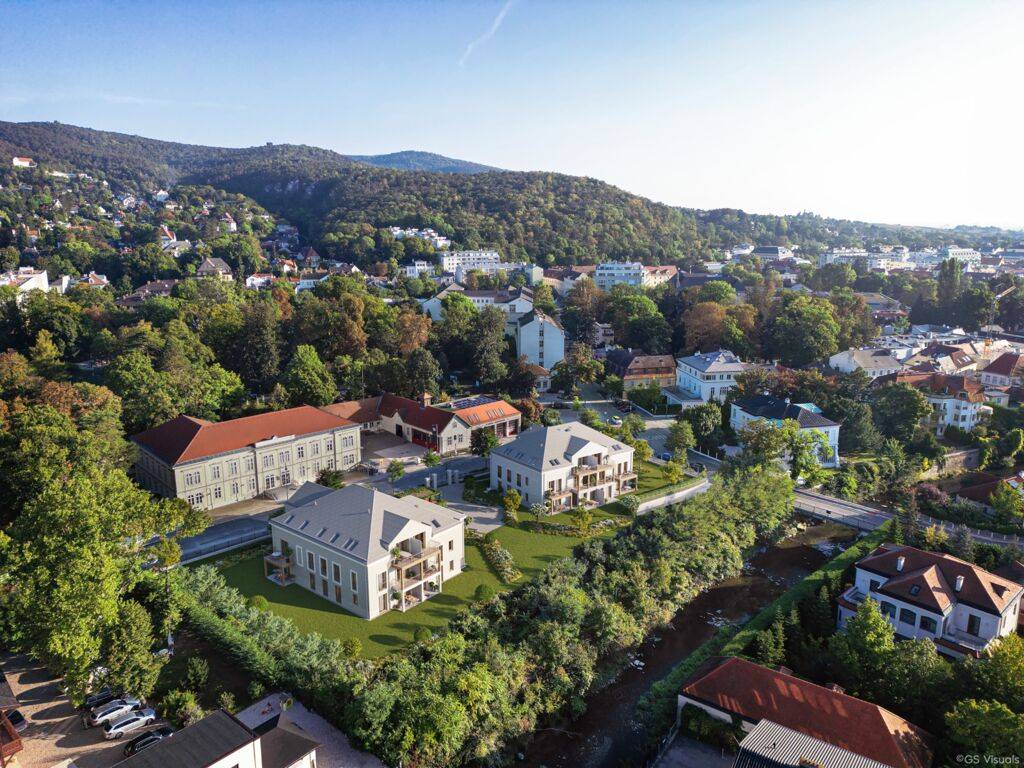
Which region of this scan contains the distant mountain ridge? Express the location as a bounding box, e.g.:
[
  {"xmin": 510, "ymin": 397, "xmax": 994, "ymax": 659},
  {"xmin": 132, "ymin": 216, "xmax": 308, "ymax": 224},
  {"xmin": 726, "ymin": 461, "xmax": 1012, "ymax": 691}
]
[
  {"xmin": 1, "ymin": 120, "xmax": 1019, "ymax": 266},
  {"xmin": 349, "ymin": 150, "xmax": 500, "ymax": 174}
]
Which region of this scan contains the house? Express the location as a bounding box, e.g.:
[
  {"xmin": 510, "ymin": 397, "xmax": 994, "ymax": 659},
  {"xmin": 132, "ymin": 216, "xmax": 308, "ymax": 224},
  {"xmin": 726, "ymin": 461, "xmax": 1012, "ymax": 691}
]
[
  {"xmin": 323, "ymin": 393, "xmax": 520, "ymax": 456},
  {"xmin": 837, "ymin": 544, "xmax": 1024, "ymax": 658},
  {"xmin": 0, "ymin": 266, "xmax": 51, "ymax": 303},
  {"xmin": 903, "ymin": 342, "xmax": 978, "ymax": 375},
  {"xmin": 515, "ymin": 309, "xmax": 565, "ymax": 370},
  {"xmin": 11, "ymin": 156, "xmax": 36, "ymax": 168},
  {"xmin": 733, "ymin": 720, "xmax": 895, "ymax": 768},
  {"xmin": 152, "ymin": 189, "xmax": 170, "ymax": 203},
  {"xmin": 525, "ymin": 363, "xmax": 551, "ymax": 393},
  {"xmin": 297, "ymin": 246, "xmax": 320, "ymax": 268},
  {"xmin": 196, "ymin": 257, "xmax": 234, "ymax": 281},
  {"xmin": 643, "ymin": 264, "xmax": 678, "ymax": 287},
  {"xmin": 71, "ymin": 271, "xmax": 110, "ymax": 289},
  {"xmin": 730, "ymin": 395, "xmax": 840, "ymax": 468},
  {"xmin": 462, "ymin": 287, "xmax": 534, "ymax": 321},
  {"xmin": 131, "ymin": 406, "xmax": 362, "ymax": 511},
  {"xmin": 543, "ymin": 264, "xmax": 597, "ymax": 296},
  {"xmin": 489, "ymin": 422, "xmax": 636, "ymax": 509},
  {"xmin": 751, "ymin": 245, "xmax": 794, "ymax": 260},
  {"xmin": 420, "ymin": 283, "xmax": 466, "ymax": 320},
  {"xmin": 677, "ymin": 656, "xmax": 933, "ymax": 768},
  {"xmin": 604, "ymin": 349, "xmax": 676, "ymax": 391},
  {"xmin": 267, "ymin": 482, "xmax": 465, "ymax": 618},
  {"xmin": 592, "ymin": 322, "xmax": 615, "ymax": 348},
  {"xmin": 877, "ymin": 372, "xmax": 990, "ymax": 435},
  {"xmin": 220, "ymin": 212, "xmax": 238, "ymax": 233},
  {"xmin": 404, "ymin": 260, "xmax": 435, "ymax": 279},
  {"xmin": 441, "ymin": 250, "xmax": 501, "ymax": 273},
  {"xmin": 0, "ymin": 670, "xmax": 22, "ymax": 764},
  {"xmin": 828, "ymin": 349, "xmax": 902, "ymax": 380},
  {"xmin": 246, "ymin": 272, "xmax": 276, "ymax": 289},
  {"xmin": 115, "ymin": 279, "xmax": 182, "ymax": 308},
  {"xmin": 112, "ymin": 708, "xmax": 318, "ymax": 768},
  {"xmin": 980, "ymin": 351, "xmax": 1024, "ymax": 387},
  {"xmin": 666, "ymin": 348, "xmax": 748, "ymax": 404}
]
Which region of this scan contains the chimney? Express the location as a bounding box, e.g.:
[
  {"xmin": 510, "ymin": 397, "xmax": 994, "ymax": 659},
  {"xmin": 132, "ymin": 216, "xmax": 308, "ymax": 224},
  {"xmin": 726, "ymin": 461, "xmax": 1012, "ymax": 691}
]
[
  {"xmin": 955, "ymin": 574, "xmax": 964, "ymax": 592},
  {"xmin": 420, "ymin": 392, "xmax": 432, "ymax": 407},
  {"xmin": 896, "ymin": 555, "xmax": 905, "ymax": 572}
]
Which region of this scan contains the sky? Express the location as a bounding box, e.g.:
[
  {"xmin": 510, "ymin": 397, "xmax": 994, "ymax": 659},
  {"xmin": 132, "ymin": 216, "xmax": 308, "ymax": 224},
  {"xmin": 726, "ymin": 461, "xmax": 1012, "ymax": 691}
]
[{"xmin": 2, "ymin": 0, "xmax": 1023, "ymax": 229}]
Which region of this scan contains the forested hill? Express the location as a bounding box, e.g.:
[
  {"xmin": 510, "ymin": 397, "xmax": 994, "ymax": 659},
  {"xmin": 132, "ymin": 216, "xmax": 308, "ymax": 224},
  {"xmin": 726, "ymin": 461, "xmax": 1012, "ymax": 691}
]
[
  {"xmin": 1, "ymin": 120, "xmax": 1017, "ymax": 265},
  {"xmin": 349, "ymin": 150, "xmax": 499, "ymax": 174}
]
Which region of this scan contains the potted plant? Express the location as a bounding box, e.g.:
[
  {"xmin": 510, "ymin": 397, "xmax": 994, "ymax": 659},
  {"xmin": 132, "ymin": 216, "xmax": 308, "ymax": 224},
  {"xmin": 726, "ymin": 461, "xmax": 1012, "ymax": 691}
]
[{"xmin": 390, "ymin": 546, "xmax": 402, "ymax": 562}]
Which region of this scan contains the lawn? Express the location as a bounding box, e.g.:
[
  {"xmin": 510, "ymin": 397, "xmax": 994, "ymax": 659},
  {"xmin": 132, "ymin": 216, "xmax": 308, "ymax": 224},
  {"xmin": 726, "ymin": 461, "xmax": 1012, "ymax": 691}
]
[{"xmin": 214, "ymin": 523, "xmax": 593, "ymax": 658}]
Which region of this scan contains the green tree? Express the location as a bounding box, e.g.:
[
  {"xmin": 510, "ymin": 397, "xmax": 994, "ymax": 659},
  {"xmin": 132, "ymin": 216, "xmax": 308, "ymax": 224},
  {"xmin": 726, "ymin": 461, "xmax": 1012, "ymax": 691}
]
[
  {"xmin": 765, "ymin": 294, "xmax": 839, "ymax": 367},
  {"xmin": 665, "ymin": 420, "xmax": 695, "ymax": 456},
  {"xmin": 618, "ymin": 494, "xmax": 640, "ymax": 516},
  {"xmin": 696, "ymin": 280, "xmax": 737, "ymax": 305},
  {"xmin": 471, "ymin": 429, "xmax": 499, "ymax": 457},
  {"xmin": 503, "ymin": 488, "xmax": 522, "ymax": 518},
  {"xmin": 280, "ymin": 344, "xmax": 337, "ymax": 406},
  {"xmin": 680, "ymin": 401, "xmax": 722, "ymax": 448},
  {"xmin": 102, "ymin": 600, "xmax": 164, "ymax": 699},
  {"xmin": 870, "ymin": 383, "xmax": 931, "ymax": 444},
  {"xmin": 570, "ymin": 505, "xmax": 593, "ymax": 536},
  {"xmin": 423, "ymin": 450, "xmax": 441, "ymax": 467},
  {"xmin": 29, "ymin": 328, "xmax": 65, "ymax": 379},
  {"xmin": 386, "ymin": 460, "xmax": 405, "ymax": 483},
  {"xmin": 989, "ymin": 481, "xmax": 1024, "ymax": 527},
  {"xmin": 828, "ymin": 599, "xmax": 895, "ymax": 698},
  {"xmin": 945, "ymin": 699, "xmax": 1024, "ymax": 759},
  {"xmin": 551, "ymin": 343, "xmax": 602, "ymax": 396}
]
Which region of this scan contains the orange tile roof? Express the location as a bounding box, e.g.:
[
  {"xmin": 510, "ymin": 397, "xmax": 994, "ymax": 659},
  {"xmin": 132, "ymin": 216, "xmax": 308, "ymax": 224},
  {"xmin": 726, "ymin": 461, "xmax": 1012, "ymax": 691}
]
[
  {"xmin": 452, "ymin": 399, "xmax": 521, "ymax": 426},
  {"xmin": 132, "ymin": 406, "xmax": 357, "ymax": 465},
  {"xmin": 681, "ymin": 657, "xmax": 933, "ymax": 768}
]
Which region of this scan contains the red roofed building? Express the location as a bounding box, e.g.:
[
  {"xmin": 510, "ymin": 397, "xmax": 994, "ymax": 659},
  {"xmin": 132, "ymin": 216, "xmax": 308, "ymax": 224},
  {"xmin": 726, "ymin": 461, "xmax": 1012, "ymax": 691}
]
[
  {"xmin": 980, "ymin": 351, "xmax": 1024, "ymax": 388},
  {"xmin": 132, "ymin": 406, "xmax": 362, "ymax": 510},
  {"xmin": 875, "ymin": 371, "xmax": 992, "ymax": 435},
  {"xmin": 322, "ymin": 393, "xmax": 520, "ymax": 457},
  {"xmin": 837, "ymin": 543, "xmax": 1024, "ymax": 658},
  {"xmin": 677, "ymin": 656, "xmax": 934, "ymax": 768}
]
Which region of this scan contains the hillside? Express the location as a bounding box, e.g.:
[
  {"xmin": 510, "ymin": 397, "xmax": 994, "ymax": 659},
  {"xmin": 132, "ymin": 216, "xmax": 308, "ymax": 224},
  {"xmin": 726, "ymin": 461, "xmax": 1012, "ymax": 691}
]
[
  {"xmin": 1, "ymin": 120, "xmax": 1019, "ymax": 266},
  {"xmin": 349, "ymin": 150, "xmax": 499, "ymax": 174}
]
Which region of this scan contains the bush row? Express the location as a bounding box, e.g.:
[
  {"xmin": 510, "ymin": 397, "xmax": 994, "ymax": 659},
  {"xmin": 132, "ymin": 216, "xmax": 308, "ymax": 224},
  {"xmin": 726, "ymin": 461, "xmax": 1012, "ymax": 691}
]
[{"xmin": 480, "ymin": 534, "xmax": 522, "ymax": 582}]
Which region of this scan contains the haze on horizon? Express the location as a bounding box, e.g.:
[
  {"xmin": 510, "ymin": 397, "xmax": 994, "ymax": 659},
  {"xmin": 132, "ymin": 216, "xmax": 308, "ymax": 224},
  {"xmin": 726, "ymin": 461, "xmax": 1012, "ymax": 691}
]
[{"xmin": 2, "ymin": 0, "xmax": 1022, "ymax": 231}]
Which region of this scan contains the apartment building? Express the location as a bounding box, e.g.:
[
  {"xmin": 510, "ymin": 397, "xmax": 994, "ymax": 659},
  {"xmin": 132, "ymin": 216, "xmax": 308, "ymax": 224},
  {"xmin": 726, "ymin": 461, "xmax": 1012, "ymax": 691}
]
[
  {"xmin": 267, "ymin": 482, "xmax": 465, "ymax": 619},
  {"xmin": 730, "ymin": 395, "xmax": 840, "ymax": 468},
  {"xmin": 594, "ymin": 261, "xmax": 645, "ymax": 291},
  {"xmin": 113, "ymin": 708, "xmax": 318, "ymax": 768},
  {"xmin": 669, "ymin": 348, "xmax": 748, "ymax": 402},
  {"xmin": 132, "ymin": 406, "xmax": 362, "ymax": 510},
  {"xmin": 828, "ymin": 348, "xmax": 902, "ymax": 380},
  {"xmin": 876, "ymin": 372, "xmax": 990, "ymax": 435},
  {"xmin": 489, "ymin": 422, "xmax": 636, "ymax": 509},
  {"xmin": 837, "ymin": 544, "xmax": 1023, "ymax": 658},
  {"xmin": 0, "ymin": 266, "xmax": 53, "ymax": 303},
  {"xmin": 515, "ymin": 309, "xmax": 565, "ymax": 370},
  {"xmin": 980, "ymin": 351, "xmax": 1024, "ymax": 387},
  {"xmin": 441, "ymin": 250, "xmax": 500, "ymax": 272}
]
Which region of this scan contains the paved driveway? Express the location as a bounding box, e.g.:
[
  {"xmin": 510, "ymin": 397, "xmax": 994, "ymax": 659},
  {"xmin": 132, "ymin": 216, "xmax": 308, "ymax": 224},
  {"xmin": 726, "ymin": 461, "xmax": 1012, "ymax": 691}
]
[{"xmin": 655, "ymin": 735, "xmax": 734, "ymax": 768}]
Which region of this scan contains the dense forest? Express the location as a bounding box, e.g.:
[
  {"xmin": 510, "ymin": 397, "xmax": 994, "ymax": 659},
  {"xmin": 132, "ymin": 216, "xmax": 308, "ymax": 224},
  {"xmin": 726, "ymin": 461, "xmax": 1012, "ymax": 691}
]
[{"xmin": 2, "ymin": 120, "xmax": 1022, "ymax": 267}]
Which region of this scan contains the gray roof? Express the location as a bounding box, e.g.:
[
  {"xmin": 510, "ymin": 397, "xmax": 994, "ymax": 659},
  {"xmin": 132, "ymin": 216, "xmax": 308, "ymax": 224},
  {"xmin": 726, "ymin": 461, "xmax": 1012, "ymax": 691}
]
[
  {"xmin": 271, "ymin": 483, "xmax": 464, "ymax": 564},
  {"xmin": 734, "ymin": 719, "xmax": 890, "ymax": 768},
  {"xmin": 259, "ymin": 721, "xmax": 319, "ymax": 768},
  {"xmin": 733, "ymin": 395, "xmax": 839, "ymax": 429},
  {"xmin": 197, "ymin": 257, "xmax": 231, "ymax": 273},
  {"xmin": 677, "ymin": 348, "xmax": 747, "ymax": 373},
  {"xmin": 113, "ymin": 710, "xmax": 255, "ymax": 768},
  {"xmin": 840, "ymin": 349, "xmax": 902, "ymax": 370},
  {"xmin": 490, "ymin": 422, "xmax": 632, "ymax": 471},
  {"xmin": 517, "ymin": 308, "xmax": 563, "ymax": 330}
]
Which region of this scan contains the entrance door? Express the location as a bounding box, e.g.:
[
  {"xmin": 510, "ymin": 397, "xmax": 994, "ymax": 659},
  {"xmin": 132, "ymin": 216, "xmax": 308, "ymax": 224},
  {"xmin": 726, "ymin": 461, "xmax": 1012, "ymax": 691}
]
[{"xmin": 396, "ymin": 425, "xmax": 403, "ymax": 437}]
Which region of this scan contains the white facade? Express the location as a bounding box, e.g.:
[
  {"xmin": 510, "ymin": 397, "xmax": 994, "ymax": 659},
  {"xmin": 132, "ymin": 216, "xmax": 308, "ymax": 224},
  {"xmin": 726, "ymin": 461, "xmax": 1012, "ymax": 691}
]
[
  {"xmin": 673, "ymin": 349, "xmax": 748, "ymax": 402},
  {"xmin": 594, "ymin": 261, "xmax": 645, "ymax": 291},
  {"xmin": 730, "ymin": 399, "xmax": 840, "ymax": 468},
  {"xmin": 515, "ymin": 310, "xmax": 565, "ymax": 370},
  {"xmin": 404, "ymin": 260, "xmax": 435, "ymax": 278},
  {"xmin": 489, "ymin": 422, "xmax": 636, "ymax": 509},
  {"xmin": 441, "ymin": 250, "xmax": 501, "ymax": 273},
  {"xmin": 828, "ymin": 349, "xmax": 902, "ymax": 379},
  {"xmin": 925, "ymin": 391, "xmax": 987, "ymax": 435}
]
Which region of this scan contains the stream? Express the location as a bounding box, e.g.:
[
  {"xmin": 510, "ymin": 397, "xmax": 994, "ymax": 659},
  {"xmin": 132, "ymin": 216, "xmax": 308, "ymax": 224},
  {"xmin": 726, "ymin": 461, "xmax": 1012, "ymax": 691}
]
[{"xmin": 519, "ymin": 521, "xmax": 858, "ymax": 768}]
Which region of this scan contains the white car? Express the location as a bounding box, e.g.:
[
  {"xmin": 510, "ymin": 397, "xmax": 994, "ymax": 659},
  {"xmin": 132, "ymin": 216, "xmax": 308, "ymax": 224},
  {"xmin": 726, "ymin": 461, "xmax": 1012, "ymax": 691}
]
[
  {"xmin": 104, "ymin": 708, "xmax": 156, "ymax": 740},
  {"xmin": 88, "ymin": 697, "xmax": 142, "ymax": 727}
]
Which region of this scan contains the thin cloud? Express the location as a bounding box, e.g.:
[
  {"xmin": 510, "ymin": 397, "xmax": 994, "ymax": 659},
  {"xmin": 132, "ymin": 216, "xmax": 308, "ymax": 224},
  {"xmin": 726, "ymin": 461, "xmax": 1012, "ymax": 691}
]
[
  {"xmin": 459, "ymin": 0, "xmax": 516, "ymax": 67},
  {"xmin": 0, "ymin": 91, "xmax": 246, "ymax": 111}
]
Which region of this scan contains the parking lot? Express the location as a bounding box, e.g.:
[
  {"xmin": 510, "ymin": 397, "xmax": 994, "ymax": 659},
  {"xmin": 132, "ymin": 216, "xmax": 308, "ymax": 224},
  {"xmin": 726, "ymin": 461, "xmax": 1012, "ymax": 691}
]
[{"xmin": 2, "ymin": 655, "xmax": 169, "ymax": 768}]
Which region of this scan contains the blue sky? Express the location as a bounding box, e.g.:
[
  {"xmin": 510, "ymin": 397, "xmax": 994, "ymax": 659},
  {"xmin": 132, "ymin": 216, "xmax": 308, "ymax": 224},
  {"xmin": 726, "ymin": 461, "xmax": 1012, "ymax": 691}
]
[{"xmin": 2, "ymin": 0, "xmax": 1022, "ymax": 228}]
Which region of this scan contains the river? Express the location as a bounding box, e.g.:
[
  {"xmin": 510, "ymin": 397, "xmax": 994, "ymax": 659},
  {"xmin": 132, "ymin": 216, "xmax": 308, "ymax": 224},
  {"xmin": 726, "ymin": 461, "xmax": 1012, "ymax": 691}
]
[{"xmin": 519, "ymin": 521, "xmax": 858, "ymax": 768}]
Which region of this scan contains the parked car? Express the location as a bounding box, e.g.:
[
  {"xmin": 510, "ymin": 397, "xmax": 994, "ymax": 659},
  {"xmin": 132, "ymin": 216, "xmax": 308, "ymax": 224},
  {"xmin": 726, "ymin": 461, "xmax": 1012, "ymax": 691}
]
[
  {"xmin": 659, "ymin": 452, "xmax": 673, "ymax": 461},
  {"xmin": 123, "ymin": 725, "xmax": 174, "ymax": 756},
  {"xmin": 5, "ymin": 710, "xmax": 27, "ymax": 733},
  {"xmin": 88, "ymin": 697, "xmax": 142, "ymax": 727},
  {"xmin": 104, "ymin": 709, "xmax": 156, "ymax": 740},
  {"xmin": 690, "ymin": 462, "xmax": 706, "ymax": 474},
  {"xmin": 81, "ymin": 688, "xmax": 117, "ymax": 711}
]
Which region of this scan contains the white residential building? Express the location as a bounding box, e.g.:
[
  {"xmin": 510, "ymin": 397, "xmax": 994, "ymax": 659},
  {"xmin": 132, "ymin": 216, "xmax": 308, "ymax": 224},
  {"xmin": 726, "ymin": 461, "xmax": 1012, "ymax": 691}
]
[
  {"xmin": 0, "ymin": 266, "xmax": 50, "ymax": 301},
  {"xmin": 667, "ymin": 349, "xmax": 748, "ymax": 404},
  {"xmin": 490, "ymin": 422, "xmax": 637, "ymax": 509},
  {"xmin": 268, "ymin": 482, "xmax": 465, "ymax": 619},
  {"xmin": 837, "ymin": 544, "xmax": 1023, "ymax": 658},
  {"xmin": 939, "ymin": 246, "xmax": 982, "ymax": 263},
  {"xmin": 979, "ymin": 351, "xmax": 1024, "ymax": 387},
  {"xmin": 131, "ymin": 406, "xmax": 362, "ymax": 511},
  {"xmin": 594, "ymin": 261, "xmax": 645, "ymax": 291},
  {"xmin": 441, "ymin": 250, "xmax": 502, "ymax": 273},
  {"xmin": 828, "ymin": 349, "xmax": 902, "ymax": 379},
  {"xmin": 515, "ymin": 309, "xmax": 565, "ymax": 370},
  {"xmin": 404, "ymin": 260, "xmax": 435, "ymax": 278},
  {"xmin": 112, "ymin": 708, "xmax": 318, "ymax": 768},
  {"xmin": 882, "ymin": 373, "xmax": 990, "ymax": 435},
  {"xmin": 462, "ymin": 287, "xmax": 534, "ymax": 321},
  {"xmin": 730, "ymin": 395, "xmax": 840, "ymax": 468},
  {"xmin": 11, "ymin": 157, "xmax": 36, "ymax": 168}
]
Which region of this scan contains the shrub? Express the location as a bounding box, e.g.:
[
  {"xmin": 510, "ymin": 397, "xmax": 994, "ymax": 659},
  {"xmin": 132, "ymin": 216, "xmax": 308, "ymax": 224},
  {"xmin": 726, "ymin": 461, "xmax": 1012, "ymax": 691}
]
[
  {"xmin": 480, "ymin": 536, "xmax": 522, "ymax": 583},
  {"xmin": 217, "ymin": 690, "xmax": 237, "ymax": 713},
  {"xmin": 618, "ymin": 494, "xmax": 640, "ymax": 516},
  {"xmin": 248, "ymin": 595, "xmax": 269, "ymax": 612},
  {"xmin": 423, "ymin": 451, "xmax": 441, "ymax": 467},
  {"xmin": 474, "ymin": 584, "xmax": 496, "ymax": 602},
  {"xmin": 161, "ymin": 689, "xmax": 204, "ymax": 728},
  {"xmin": 184, "ymin": 656, "xmax": 209, "ymax": 691},
  {"xmin": 413, "ymin": 627, "xmax": 432, "ymax": 643},
  {"xmin": 247, "ymin": 680, "xmax": 265, "ymax": 702},
  {"xmin": 341, "ymin": 638, "xmax": 362, "ymax": 658}
]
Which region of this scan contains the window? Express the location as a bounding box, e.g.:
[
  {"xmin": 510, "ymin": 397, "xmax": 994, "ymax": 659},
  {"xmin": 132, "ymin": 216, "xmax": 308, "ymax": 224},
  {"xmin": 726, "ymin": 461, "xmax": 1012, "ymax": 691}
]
[
  {"xmin": 379, "ymin": 594, "xmax": 388, "ymax": 612},
  {"xmin": 265, "ymin": 475, "xmax": 276, "ymax": 489},
  {"xmin": 506, "ymin": 468, "xmax": 511, "ymax": 482},
  {"xmin": 213, "ymin": 486, "xmax": 222, "ymax": 499},
  {"xmin": 350, "ymin": 571, "xmax": 358, "ymax": 590},
  {"xmin": 919, "ymin": 616, "xmax": 937, "ymax": 633},
  {"xmin": 297, "ymin": 445, "xmax": 305, "ymax": 459},
  {"xmin": 450, "ymin": 560, "xmax": 455, "ymax": 572},
  {"xmin": 307, "ymin": 551, "xmax": 314, "ymax": 570},
  {"xmin": 352, "ymin": 591, "xmax": 359, "ymax": 606},
  {"xmin": 245, "ymin": 456, "xmax": 255, "ymax": 472},
  {"xmin": 262, "ymin": 454, "xmax": 275, "ymax": 469},
  {"xmin": 378, "ymin": 572, "xmax": 388, "ymax": 590},
  {"xmin": 184, "ymin": 471, "xmax": 201, "ymax": 487},
  {"xmin": 899, "ymin": 608, "xmax": 915, "ymax": 625},
  {"xmin": 312, "ymin": 442, "xmax": 321, "ymax": 456},
  {"xmin": 231, "ymin": 482, "xmax": 239, "ymax": 495},
  {"xmin": 967, "ymin": 614, "xmax": 981, "ymax": 637},
  {"xmin": 333, "ymin": 563, "xmax": 341, "ymax": 582},
  {"xmin": 869, "ymin": 579, "xmax": 881, "ymax": 592},
  {"xmin": 335, "ymin": 585, "xmax": 342, "ymax": 603},
  {"xmin": 321, "ymin": 578, "xmax": 328, "ymax": 597},
  {"xmin": 326, "ymin": 438, "xmax": 334, "ymax": 451},
  {"xmin": 516, "ymin": 473, "xmax": 522, "ymax": 487},
  {"xmin": 281, "ymin": 470, "xmax": 291, "ymax": 485},
  {"xmin": 448, "ymin": 540, "xmax": 454, "ymax": 551},
  {"xmin": 880, "ymin": 601, "xmax": 896, "ymax": 619},
  {"xmin": 211, "ymin": 464, "xmax": 221, "ymax": 480},
  {"xmin": 319, "ymin": 557, "xmax": 327, "ymax": 576},
  {"xmin": 249, "ymin": 477, "xmax": 257, "ymax": 491},
  {"xmin": 296, "ymin": 546, "xmax": 303, "ymax": 566},
  {"xmin": 229, "ymin": 461, "xmax": 239, "ymax": 475}
]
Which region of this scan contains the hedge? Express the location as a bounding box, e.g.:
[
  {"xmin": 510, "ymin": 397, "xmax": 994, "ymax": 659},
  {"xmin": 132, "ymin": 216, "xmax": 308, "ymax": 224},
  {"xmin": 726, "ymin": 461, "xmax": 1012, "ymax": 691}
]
[{"xmin": 481, "ymin": 536, "xmax": 522, "ymax": 583}]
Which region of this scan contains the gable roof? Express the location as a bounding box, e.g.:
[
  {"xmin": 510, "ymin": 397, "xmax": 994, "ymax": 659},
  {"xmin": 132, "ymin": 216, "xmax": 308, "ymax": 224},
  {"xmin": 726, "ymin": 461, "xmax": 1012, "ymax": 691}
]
[
  {"xmin": 984, "ymin": 351, "xmax": 1024, "ymax": 377},
  {"xmin": 491, "ymin": 422, "xmax": 632, "ymax": 471},
  {"xmin": 113, "ymin": 709, "xmax": 256, "ymax": 768},
  {"xmin": 132, "ymin": 407, "xmax": 357, "ymax": 465},
  {"xmin": 197, "ymin": 257, "xmax": 231, "ymax": 273},
  {"xmin": 447, "ymin": 397, "xmax": 521, "ymax": 426},
  {"xmin": 733, "ymin": 395, "xmax": 838, "ymax": 429},
  {"xmin": 517, "ymin": 308, "xmax": 563, "ymax": 330},
  {"xmin": 876, "ymin": 372, "xmax": 987, "ymax": 403},
  {"xmin": 605, "ymin": 348, "xmax": 675, "ymax": 376},
  {"xmin": 735, "ymin": 719, "xmax": 890, "ymax": 768},
  {"xmin": 858, "ymin": 544, "xmax": 1023, "ymax": 615},
  {"xmin": 271, "ymin": 482, "xmax": 464, "ymax": 563},
  {"xmin": 680, "ymin": 657, "xmax": 933, "ymax": 768}
]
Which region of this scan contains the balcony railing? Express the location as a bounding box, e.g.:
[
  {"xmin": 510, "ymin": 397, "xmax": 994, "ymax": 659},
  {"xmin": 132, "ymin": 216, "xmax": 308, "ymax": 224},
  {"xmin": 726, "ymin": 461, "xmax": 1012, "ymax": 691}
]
[
  {"xmin": 393, "ymin": 545, "xmax": 441, "ymax": 569},
  {"xmin": 572, "ymin": 463, "xmax": 612, "ymax": 476}
]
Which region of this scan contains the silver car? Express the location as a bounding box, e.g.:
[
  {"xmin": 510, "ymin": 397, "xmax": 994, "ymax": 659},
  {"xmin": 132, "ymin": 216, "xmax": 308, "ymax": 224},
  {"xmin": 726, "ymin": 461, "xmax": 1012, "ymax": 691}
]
[
  {"xmin": 104, "ymin": 708, "xmax": 156, "ymax": 740},
  {"xmin": 88, "ymin": 697, "xmax": 141, "ymax": 727}
]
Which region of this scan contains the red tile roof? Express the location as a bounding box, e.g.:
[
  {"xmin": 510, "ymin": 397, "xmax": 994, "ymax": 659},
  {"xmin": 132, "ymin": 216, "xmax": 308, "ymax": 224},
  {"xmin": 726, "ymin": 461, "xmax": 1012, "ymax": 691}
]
[
  {"xmin": 452, "ymin": 399, "xmax": 521, "ymax": 426},
  {"xmin": 323, "ymin": 393, "xmax": 521, "ymax": 433},
  {"xmin": 680, "ymin": 657, "xmax": 933, "ymax": 768},
  {"xmin": 984, "ymin": 352, "xmax": 1024, "ymax": 377},
  {"xmin": 858, "ymin": 544, "xmax": 1023, "ymax": 615},
  {"xmin": 132, "ymin": 407, "xmax": 357, "ymax": 465}
]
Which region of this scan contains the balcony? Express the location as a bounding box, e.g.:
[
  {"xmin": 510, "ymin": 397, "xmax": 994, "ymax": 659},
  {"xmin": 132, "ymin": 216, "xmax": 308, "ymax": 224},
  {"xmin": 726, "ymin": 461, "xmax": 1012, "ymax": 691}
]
[
  {"xmin": 393, "ymin": 545, "xmax": 442, "ymax": 571},
  {"xmin": 572, "ymin": 462, "xmax": 612, "ymax": 477},
  {"xmin": 263, "ymin": 551, "xmax": 295, "ymax": 586}
]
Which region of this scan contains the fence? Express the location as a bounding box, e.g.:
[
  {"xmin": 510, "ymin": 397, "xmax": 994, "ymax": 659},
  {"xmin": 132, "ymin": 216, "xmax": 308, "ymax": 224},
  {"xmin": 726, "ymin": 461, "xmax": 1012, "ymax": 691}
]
[{"xmin": 180, "ymin": 520, "xmax": 271, "ymax": 564}]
